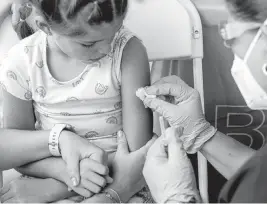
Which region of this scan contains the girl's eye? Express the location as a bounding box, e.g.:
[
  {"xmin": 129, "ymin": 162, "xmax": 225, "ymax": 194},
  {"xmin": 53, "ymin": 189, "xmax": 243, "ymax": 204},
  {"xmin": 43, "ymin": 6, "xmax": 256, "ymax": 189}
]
[{"xmin": 81, "ymin": 42, "xmax": 96, "ymax": 48}]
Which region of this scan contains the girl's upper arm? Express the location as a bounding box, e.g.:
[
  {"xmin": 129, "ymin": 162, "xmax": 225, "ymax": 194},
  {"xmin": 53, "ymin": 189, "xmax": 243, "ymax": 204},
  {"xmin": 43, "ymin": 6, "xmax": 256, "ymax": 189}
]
[
  {"xmin": 0, "ymin": 48, "xmax": 35, "ymax": 130},
  {"xmin": 121, "ymin": 37, "xmax": 153, "ymax": 151},
  {"xmin": 2, "ymin": 90, "xmax": 35, "ymax": 130}
]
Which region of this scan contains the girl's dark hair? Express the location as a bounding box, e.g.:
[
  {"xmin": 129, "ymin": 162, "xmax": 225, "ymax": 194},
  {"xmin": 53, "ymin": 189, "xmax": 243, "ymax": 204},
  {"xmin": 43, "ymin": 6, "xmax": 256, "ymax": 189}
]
[
  {"xmin": 225, "ymin": 0, "xmax": 267, "ymax": 22},
  {"xmin": 11, "ymin": 3, "xmax": 35, "ymax": 39},
  {"xmin": 16, "ymin": 21, "xmax": 35, "ymax": 39},
  {"xmin": 29, "ymin": 0, "xmax": 128, "ymax": 35}
]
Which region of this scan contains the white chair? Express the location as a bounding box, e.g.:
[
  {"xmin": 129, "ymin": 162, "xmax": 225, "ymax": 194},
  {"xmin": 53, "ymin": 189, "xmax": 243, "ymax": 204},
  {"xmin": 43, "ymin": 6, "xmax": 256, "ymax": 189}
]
[{"xmin": 124, "ymin": 0, "xmax": 208, "ymax": 202}]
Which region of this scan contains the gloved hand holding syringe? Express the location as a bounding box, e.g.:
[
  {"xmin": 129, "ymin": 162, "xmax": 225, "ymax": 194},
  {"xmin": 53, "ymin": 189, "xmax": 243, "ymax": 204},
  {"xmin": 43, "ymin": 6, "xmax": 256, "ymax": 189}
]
[
  {"xmin": 137, "ymin": 87, "xmax": 201, "ymax": 203},
  {"xmin": 136, "ymin": 78, "xmax": 217, "ymax": 154}
]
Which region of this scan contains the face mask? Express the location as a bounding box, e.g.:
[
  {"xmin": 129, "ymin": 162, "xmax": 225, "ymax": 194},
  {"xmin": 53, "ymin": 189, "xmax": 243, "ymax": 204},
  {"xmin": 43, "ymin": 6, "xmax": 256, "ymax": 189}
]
[{"xmin": 231, "ymin": 20, "xmax": 267, "ymax": 110}]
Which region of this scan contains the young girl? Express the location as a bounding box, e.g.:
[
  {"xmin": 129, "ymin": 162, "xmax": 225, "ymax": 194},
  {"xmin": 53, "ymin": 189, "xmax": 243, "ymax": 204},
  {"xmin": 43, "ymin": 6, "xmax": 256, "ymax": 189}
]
[{"xmin": 0, "ymin": 0, "xmax": 153, "ymax": 202}]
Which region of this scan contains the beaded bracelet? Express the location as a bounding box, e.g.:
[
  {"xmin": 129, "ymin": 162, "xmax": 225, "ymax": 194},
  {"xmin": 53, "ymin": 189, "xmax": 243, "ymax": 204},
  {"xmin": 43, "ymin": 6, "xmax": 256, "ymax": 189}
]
[
  {"xmin": 103, "ymin": 191, "xmax": 118, "ymax": 203},
  {"xmin": 103, "ymin": 188, "xmax": 122, "ymax": 203}
]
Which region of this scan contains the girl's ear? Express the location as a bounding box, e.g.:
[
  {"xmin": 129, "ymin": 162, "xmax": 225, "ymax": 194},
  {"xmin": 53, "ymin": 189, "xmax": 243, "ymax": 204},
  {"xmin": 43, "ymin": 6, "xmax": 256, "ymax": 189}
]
[{"xmin": 35, "ymin": 16, "xmax": 52, "ymax": 35}]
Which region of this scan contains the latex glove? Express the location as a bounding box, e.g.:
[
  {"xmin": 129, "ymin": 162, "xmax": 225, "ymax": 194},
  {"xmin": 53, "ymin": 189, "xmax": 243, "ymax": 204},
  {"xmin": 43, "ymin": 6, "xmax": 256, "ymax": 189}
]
[
  {"xmin": 136, "ymin": 75, "xmax": 217, "ymax": 154},
  {"xmin": 143, "ymin": 127, "xmax": 201, "ymax": 203}
]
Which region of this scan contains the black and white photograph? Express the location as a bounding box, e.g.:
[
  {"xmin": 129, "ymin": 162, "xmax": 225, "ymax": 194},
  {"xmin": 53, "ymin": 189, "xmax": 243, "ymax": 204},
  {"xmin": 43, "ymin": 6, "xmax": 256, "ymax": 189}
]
[{"xmin": 0, "ymin": 0, "xmax": 267, "ymax": 203}]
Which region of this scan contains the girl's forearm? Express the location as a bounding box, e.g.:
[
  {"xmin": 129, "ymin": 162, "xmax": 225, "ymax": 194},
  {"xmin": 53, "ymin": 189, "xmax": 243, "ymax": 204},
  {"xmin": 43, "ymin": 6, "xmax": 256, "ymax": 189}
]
[
  {"xmin": 15, "ymin": 157, "xmax": 75, "ymax": 201},
  {"xmin": 0, "ymin": 129, "xmax": 52, "ymax": 170},
  {"xmin": 200, "ymin": 131, "xmax": 256, "ymax": 179},
  {"xmin": 20, "ymin": 178, "xmax": 75, "ymax": 203},
  {"xmin": 41, "ymin": 178, "xmax": 75, "ymax": 202},
  {"xmin": 16, "ymin": 157, "xmax": 67, "ymax": 182}
]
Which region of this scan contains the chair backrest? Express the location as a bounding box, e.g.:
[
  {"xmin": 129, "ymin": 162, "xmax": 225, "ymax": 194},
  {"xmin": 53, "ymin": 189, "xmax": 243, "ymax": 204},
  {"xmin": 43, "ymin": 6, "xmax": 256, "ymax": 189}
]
[{"xmin": 124, "ymin": 0, "xmax": 203, "ymax": 61}]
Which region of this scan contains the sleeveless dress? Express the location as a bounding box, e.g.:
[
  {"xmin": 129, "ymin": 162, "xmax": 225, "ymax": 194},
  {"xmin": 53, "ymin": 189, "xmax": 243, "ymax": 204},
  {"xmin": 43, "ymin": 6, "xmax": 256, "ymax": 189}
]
[{"xmin": 0, "ymin": 26, "xmax": 153, "ymax": 203}]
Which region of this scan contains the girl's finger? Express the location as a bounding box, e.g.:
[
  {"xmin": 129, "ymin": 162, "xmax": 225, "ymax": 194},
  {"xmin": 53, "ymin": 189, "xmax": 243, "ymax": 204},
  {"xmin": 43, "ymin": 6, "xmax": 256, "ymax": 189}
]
[
  {"xmin": 105, "ymin": 176, "xmax": 113, "ymax": 184},
  {"xmin": 81, "ymin": 171, "xmax": 107, "ymax": 187},
  {"xmin": 82, "ymin": 159, "xmax": 109, "ymax": 176},
  {"xmin": 72, "ymin": 187, "xmax": 93, "ymax": 198},
  {"xmin": 80, "ymin": 179, "xmax": 102, "ymax": 194}
]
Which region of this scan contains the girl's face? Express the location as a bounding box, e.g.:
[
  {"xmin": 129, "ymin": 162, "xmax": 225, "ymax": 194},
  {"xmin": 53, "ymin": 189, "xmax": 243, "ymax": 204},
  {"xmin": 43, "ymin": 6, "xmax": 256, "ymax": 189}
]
[{"xmin": 51, "ymin": 20, "xmax": 123, "ymax": 61}]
